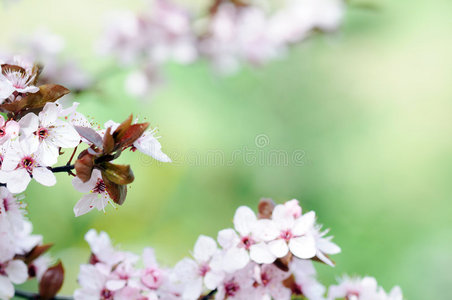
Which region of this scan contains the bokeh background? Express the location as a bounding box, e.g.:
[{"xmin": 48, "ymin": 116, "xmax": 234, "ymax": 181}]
[{"xmin": 1, "ymin": 0, "xmax": 452, "ymax": 298}]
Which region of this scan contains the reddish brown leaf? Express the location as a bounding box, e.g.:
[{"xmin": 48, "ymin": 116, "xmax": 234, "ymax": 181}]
[
  {"xmin": 102, "ymin": 175, "xmax": 127, "ymax": 205},
  {"xmin": 258, "ymin": 198, "xmax": 275, "ymax": 219},
  {"xmin": 24, "ymin": 244, "xmax": 53, "ymax": 265},
  {"xmin": 75, "ymin": 153, "xmax": 94, "ymax": 182},
  {"xmin": 103, "ymin": 127, "xmax": 115, "ymax": 154},
  {"xmin": 112, "ymin": 114, "xmax": 133, "ymax": 141},
  {"xmin": 0, "ymin": 84, "xmax": 70, "ymax": 113},
  {"xmin": 98, "ymin": 162, "xmax": 134, "ymax": 185},
  {"xmin": 282, "ymin": 274, "xmax": 303, "ymax": 296},
  {"xmin": 117, "ymin": 122, "xmax": 149, "ymax": 149},
  {"xmin": 39, "ymin": 261, "xmax": 64, "ymax": 300},
  {"xmin": 74, "ymin": 126, "xmax": 103, "ymax": 149}
]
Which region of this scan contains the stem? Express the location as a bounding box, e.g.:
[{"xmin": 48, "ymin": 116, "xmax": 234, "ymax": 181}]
[
  {"xmin": 49, "ymin": 165, "xmax": 75, "ymax": 174},
  {"xmin": 201, "ymin": 289, "xmax": 217, "ymax": 300},
  {"xmin": 15, "ymin": 290, "xmax": 73, "ymax": 300}
]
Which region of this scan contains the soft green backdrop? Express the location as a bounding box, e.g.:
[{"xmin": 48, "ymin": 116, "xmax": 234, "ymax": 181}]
[{"xmin": 1, "ymin": 0, "xmax": 452, "ymax": 298}]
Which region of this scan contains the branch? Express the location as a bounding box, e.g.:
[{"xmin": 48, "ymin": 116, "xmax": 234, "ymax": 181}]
[
  {"xmin": 15, "ymin": 290, "xmax": 73, "ymax": 300},
  {"xmin": 201, "ymin": 289, "xmax": 217, "ymax": 300},
  {"xmin": 49, "ymin": 165, "xmax": 75, "ymax": 174}
]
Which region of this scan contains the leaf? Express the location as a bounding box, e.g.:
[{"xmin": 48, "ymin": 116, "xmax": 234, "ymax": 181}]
[
  {"xmin": 273, "ymin": 252, "xmax": 292, "ymax": 272},
  {"xmin": 98, "ymin": 162, "xmax": 134, "ymax": 185},
  {"xmin": 103, "ymin": 127, "xmax": 115, "ymax": 154},
  {"xmin": 102, "ymin": 175, "xmax": 127, "ymax": 205},
  {"xmin": 0, "ymin": 84, "xmax": 70, "ymax": 113},
  {"xmin": 116, "ymin": 122, "xmax": 149, "ymax": 149},
  {"xmin": 112, "ymin": 114, "xmax": 133, "ymax": 141},
  {"xmin": 26, "ymin": 84, "xmax": 70, "ymax": 109},
  {"xmin": 24, "ymin": 244, "xmax": 53, "ymax": 265},
  {"xmin": 75, "ymin": 152, "xmax": 94, "ymax": 182},
  {"xmin": 74, "ymin": 126, "xmax": 103, "ymax": 149},
  {"xmin": 258, "ymin": 198, "xmax": 275, "ymax": 219},
  {"xmin": 39, "ymin": 261, "xmax": 64, "ymax": 300}
]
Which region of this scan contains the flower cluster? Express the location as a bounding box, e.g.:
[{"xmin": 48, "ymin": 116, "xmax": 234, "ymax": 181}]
[
  {"xmin": 1, "ymin": 28, "xmax": 92, "ymax": 93},
  {"xmin": 0, "ymin": 57, "xmax": 171, "ymax": 217},
  {"xmin": 0, "ymin": 187, "xmax": 54, "ymax": 300},
  {"xmin": 75, "ymin": 199, "xmax": 403, "ymax": 300},
  {"xmin": 100, "ymin": 0, "xmax": 345, "ymax": 98}
]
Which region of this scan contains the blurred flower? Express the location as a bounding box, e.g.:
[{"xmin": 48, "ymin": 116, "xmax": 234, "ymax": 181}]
[{"xmin": 328, "ymin": 276, "xmax": 403, "ymax": 300}]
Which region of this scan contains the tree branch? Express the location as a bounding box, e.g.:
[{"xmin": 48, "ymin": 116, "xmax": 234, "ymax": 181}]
[
  {"xmin": 49, "ymin": 165, "xmax": 75, "ymax": 174},
  {"xmin": 201, "ymin": 289, "xmax": 217, "ymax": 300},
  {"xmin": 15, "ymin": 289, "xmax": 73, "ymax": 300}
]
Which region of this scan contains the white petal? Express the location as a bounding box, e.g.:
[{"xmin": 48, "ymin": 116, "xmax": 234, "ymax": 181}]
[
  {"xmin": 142, "ymin": 247, "xmax": 158, "ymax": 268},
  {"xmin": 37, "ymin": 141, "xmax": 59, "ymax": 166},
  {"xmin": 39, "ymin": 103, "xmax": 58, "ymax": 127},
  {"xmin": 0, "ymin": 75, "xmax": 14, "ymax": 100},
  {"xmin": 204, "ymin": 271, "xmax": 224, "ymax": 290},
  {"xmin": 193, "ymin": 235, "xmax": 217, "ymax": 263},
  {"xmin": 73, "ymin": 194, "xmax": 97, "ymax": 217},
  {"xmin": 106, "ymin": 279, "xmax": 126, "ymax": 291},
  {"xmin": 6, "ymin": 169, "xmax": 31, "ymax": 193},
  {"xmin": 6, "ymin": 260, "xmax": 28, "ymax": 284},
  {"xmin": 49, "ymin": 120, "xmax": 80, "ymax": 148},
  {"xmin": 221, "ymin": 247, "xmax": 249, "ymax": 273},
  {"xmin": 217, "ymin": 228, "xmax": 240, "ymax": 249},
  {"xmin": 32, "ymin": 167, "xmax": 57, "ymax": 186},
  {"xmin": 18, "ymin": 112, "xmax": 39, "ymax": 137},
  {"xmin": 289, "ymin": 235, "xmax": 316, "ymax": 259},
  {"xmin": 134, "ymin": 133, "xmax": 171, "ymax": 163},
  {"xmin": 252, "ymin": 219, "xmax": 280, "ymax": 242},
  {"xmin": 272, "ymin": 204, "xmax": 294, "ymax": 229},
  {"xmin": 233, "ymin": 206, "xmax": 257, "ymax": 236},
  {"xmin": 182, "ymin": 277, "xmax": 203, "ymax": 300},
  {"xmin": 268, "ymin": 239, "xmax": 289, "ymax": 258},
  {"xmin": 174, "ymin": 258, "xmax": 199, "ymax": 282},
  {"xmin": 292, "ymin": 211, "xmax": 315, "ymax": 236},
  {"xmin": 0, "ymin": 276, "xmax": 14, "ymax": 299},
  {"xmin": 249, "ymin": 242, "xmax": 276, "ymax": 264}
]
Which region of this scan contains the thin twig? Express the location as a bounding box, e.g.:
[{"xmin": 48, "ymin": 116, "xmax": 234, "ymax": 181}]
[
  {"xmin": 49, "ymin": 164, "xmax": 75, "ymax": 174},
  {"xmin": 200, "ymin": 289, "xmax": 217, "ymax": 300}
]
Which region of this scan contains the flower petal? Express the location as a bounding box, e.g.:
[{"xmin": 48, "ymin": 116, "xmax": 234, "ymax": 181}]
[
  {"xmin": 289, "ymin": 235, "xmax": 316, "ymax": 259},
  {"xmin": 32, "ymin": 167, "xmax": 57, "ymax": 187}
]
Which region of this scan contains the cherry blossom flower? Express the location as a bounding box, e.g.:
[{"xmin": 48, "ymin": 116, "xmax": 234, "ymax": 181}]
[
  {"xmin": 141, "ymin": 248, "xmax": 165, "ymax": 290},
  {"xmin": 173, "ymin": 235, "xmax": 224, "ymax": 300},
  {"xmin": 311, "ymin": 225, "xmax": 341, "ymax": 267},
  {"xmin": 0, "ymin": 259, "xmax": 28, "ymax": 300},
  {"xmin": 0, "ymin": 187, "xmax": 24, "ymax": 229},
  {"xmin": 0, "ymin": 141, "xmax": 56, "ymax": 193},
  {"xmin": 266, "ymin": 204, "xmax": 317, "ymax": 260},
  {"xmin": 216, "ymin": 206, "xmax": 275, "ymax": 271},
  {"xmin": 74, "ymin": 263, "xmax": 112, "ymax": 300},
  {"xmin": 0, "ymin": 115, "xmax": 19, "ymax": 146},
  {"xmin": 84, "ymin": 229, "xmax": 137, "ymax": 268},
  {"xmin": 72, "ymin": 169, "xmax": 114, "ymax": 217},
  {"xmin": 0, "ymin": 63, "xmax": 38, "ymax": 96},
  {"xmin": 290, "ymin": 259, "xmax": 325, "ymax": 300},
  {"xmin": 328, "ymin": 276, "xmax": 403, "ymax": 300},
  {"xmin": 214, "ymin": 263, "xmax": 255, "ymax": 300},
  {"xmin": 252, "ymin": 264, "xmax": 291, "ymax": 300},
  {"xmin": 19, "ymin": 102, "xmax": 80, "ymax": 166}
]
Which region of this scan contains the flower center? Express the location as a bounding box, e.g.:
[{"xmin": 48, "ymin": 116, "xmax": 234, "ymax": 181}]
[
  {"xmin": 36, "ymin": 127, "xmax": 49, "ymax": 140},
  {"xmin": 92, "ymin": 179, "xmax": 106, "ymax": 194},
  {"xmin": 224, "ymin": 280, "xmax": 240, "ymax": 296},
  {"xmin": 2, "ymin": 198, "xmax": 8, "ymax": 213},
  {"xmin": 261, "ymin": 272, "xmax": 270, "ymax": 286},
  {"xmin": 100, "ymin": 288, "xmax": 114, "ymax": 300},
  {"xmin": 240, "ymin": 236, "xmax": 255, "ymax": 250},
  {"xmin": 142, "ymin": 267, "xmax": 162, "ymax": 289},
  {"xmin": 199, "ymin": 264, "xmax": 210, "ymax": 277},
  {"xmin": 0, "ymin": 128, "xmax": 5, "ymax": 137},
  {"xmin": 280, "ymin": 229, "xmax": 293, "ymax": 242},
  {"xmin": 0, "ymin": 264, "xmax": 6, "ymax": 276},
  {"xmin": 20, "ymin": 156, "xmax": 35, "ymax": 172}
]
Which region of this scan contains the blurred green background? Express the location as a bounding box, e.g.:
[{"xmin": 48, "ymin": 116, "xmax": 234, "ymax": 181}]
[{"xmin": 1, "ymin": 0, "xmax": 452, "ymax": 298}]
